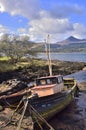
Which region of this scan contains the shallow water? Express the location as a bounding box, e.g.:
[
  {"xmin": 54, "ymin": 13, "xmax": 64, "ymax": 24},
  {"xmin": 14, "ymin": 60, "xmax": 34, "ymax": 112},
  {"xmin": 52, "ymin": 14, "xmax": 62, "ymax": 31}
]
[
  {"xmin": 64, "ymin": 70, "xmax": 86, "ymax": 83},
  {"xmin": 37, "ymin": 53, "xmax": 86, "ymax": 62},
  {"xmin": 47, "ymin": 70, "xmax": 86, "ymax": 130},
  {"xmin": 38, "ymin": 71, "xmax": 86, "ymax": 130},
  {"xmin": 49, "ymin": 91, "xmax": 86, "ymax": 130}
]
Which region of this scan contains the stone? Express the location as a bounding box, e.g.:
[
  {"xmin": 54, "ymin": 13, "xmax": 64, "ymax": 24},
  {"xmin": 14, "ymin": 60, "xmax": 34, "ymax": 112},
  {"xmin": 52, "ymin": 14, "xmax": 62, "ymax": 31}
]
[{"xmin": 0, "ymin": 105, "xmax": 3, "ymax": 111}]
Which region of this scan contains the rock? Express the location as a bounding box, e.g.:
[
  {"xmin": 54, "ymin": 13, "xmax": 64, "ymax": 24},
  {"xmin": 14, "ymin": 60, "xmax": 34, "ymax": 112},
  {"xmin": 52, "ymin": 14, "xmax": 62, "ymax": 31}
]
[
  {"xmin": 77, "ymin": 82, "xmax": 86, "ymax": 90},
  {"xmin": 0, "ymin": 105, "xmax": 3, "ymax": 111},
  {"xmin": 83, "ymin": 67, "xmax": 86, "ymax": 70}
]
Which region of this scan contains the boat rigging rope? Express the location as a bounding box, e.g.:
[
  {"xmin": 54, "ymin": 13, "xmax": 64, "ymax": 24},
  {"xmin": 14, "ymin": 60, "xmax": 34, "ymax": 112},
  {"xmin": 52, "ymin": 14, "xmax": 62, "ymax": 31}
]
[
  {"xmin": 29, "ymin": 104, "xmax": 55, "ymax": 130},
  {"xmin": 2, "ymin": 89, "xmax": 31, "ymax": 108},
  {"xmin": 0, "ymin": 97, "xmax": 24, "ymax": 128},
  {"xmin": 33, "ymin": 114, "xmax": 44, "ymax": 130},
  {"xmin": 16, "ymin": 97, "xmax": 55, "ymax": 130},
  {"xmin": 3, "ymin": 96, "xmax": 19, "ymax": 108},
  {"xmin": 16, "ymin": 98, "xmax": 29, "ymax": 130},
  {"xmin": 0, "ymin": 96, "xmax": 55, "ymax": 130}
]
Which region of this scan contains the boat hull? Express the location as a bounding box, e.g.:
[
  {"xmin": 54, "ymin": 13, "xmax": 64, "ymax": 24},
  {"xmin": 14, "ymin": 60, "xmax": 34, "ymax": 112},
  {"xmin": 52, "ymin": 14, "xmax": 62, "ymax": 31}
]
[
  {"xmin": 27, "ymin": 85, "xmax": 77, "ymax": 120},
  {"xmin": 0, "ymin": 78, "xmax": 78, "ymax": 121},
  {"xmin": 0, "ymin": 90, "xmax": 31, "ymax": 107}
]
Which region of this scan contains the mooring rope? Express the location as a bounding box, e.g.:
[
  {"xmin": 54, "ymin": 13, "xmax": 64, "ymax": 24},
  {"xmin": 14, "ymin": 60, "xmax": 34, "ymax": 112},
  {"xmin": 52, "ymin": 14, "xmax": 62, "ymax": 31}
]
[
  {"xmin": 0, "ymin": 96, "xmax": 55, "ymax": 130},
  {"xmin": 3, "ymin": 96, "xmax": 18, "ymax": 108},
  {"xmin": 29, "ymin": 104, "xmax": 55, "ymax": 130},
  {"xmin": 33, "ymin": 114, "xmax": 43, "ymax": 130},
  {"xmin": 16, "ymin": 99, "xmax": 29, "ymax": 130},
  {"xmin": 0, "ymin": 97, "xmax": 24, "ymax": 128}
]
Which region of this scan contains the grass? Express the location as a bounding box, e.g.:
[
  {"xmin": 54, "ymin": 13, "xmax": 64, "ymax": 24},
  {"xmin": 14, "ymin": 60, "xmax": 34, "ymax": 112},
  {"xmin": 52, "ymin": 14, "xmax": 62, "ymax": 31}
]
[
  {"xmin": 0, "ymin": 57, "xmax": 46, "ymax": 72},
  {"xmin": 0, "ymin": 56, "xmax": 86, "ymax": 75},
  {"xmin": 0, "ymin": 61, "xmax": 14, "ymax": 72},
  {"xmin": 0, "ymin": 56, "xmax": 10, "ymax": 61}
]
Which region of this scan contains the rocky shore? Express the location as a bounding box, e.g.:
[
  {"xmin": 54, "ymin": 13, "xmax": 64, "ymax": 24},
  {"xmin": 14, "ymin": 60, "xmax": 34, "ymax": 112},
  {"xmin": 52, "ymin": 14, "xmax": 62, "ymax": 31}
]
[
  {"xmin": 0, "ymin": 60, "xmax": 86, "ymax": 84},
  {"xmin": 0, "ymin": 59, "xmax": 86, "ymax": 130},
  {"xmin": 78, "ymin": 82, "xmax": 86, "ymax": 91}
]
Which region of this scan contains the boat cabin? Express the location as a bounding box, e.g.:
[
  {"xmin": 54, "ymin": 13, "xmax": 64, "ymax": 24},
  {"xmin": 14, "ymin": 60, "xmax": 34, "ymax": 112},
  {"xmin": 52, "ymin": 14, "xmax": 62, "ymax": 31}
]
[{"xmin": 31, "ymin": 75, "xmax": 64, "ymax": 97}]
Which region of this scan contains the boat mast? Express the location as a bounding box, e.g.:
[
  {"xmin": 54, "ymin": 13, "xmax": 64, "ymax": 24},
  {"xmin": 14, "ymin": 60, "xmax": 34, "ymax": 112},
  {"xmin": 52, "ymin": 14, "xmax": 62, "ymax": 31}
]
[{"xmin": 45, "ymin": 34, "xmax": 52, "ymax": 76}]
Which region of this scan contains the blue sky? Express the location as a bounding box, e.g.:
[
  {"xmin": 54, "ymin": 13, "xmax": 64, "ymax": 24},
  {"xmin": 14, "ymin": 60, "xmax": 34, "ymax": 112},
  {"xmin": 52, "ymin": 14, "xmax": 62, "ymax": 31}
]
[{"xmin": 0, "ymin": 0, "xmax": 86, "ymax": 42}]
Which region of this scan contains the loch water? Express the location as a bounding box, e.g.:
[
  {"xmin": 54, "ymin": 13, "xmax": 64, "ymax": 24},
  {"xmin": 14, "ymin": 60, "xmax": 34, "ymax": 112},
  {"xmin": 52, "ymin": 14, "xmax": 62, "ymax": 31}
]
[
  {"xmin": 37, "ymin": 52, "xmax": 86, "ymax": 62},
  {"xmin": 49, "ymin": 70, "xmax": 86, "ymax": 130},
  {"xmin": 49, "ymin": 91, "xmax": 86, "ymax": 130}
]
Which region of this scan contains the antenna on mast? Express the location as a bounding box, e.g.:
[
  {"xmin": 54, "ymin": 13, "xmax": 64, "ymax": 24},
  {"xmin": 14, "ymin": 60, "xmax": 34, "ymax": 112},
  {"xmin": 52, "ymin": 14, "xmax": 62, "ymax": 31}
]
[{"xmin": 45, "ymin": 34, "xmax": 52, "ymax": 76}]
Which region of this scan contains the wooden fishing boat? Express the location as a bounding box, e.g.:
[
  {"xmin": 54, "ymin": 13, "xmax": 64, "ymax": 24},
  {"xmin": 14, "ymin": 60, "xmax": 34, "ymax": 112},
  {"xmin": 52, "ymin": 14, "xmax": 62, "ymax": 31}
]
[
  {"xmin": 0, "ymin": 75, "xmax": 78, "ymax": 130},
  {"xmin": 26, "ymin": 75, "xmax": 78, "ymax": 120},
  {"xmin": 0, "ymin": 80, "xmax": 28, "ymax": 97},
  {"xmin": 0, "ymin": 86, "xmax": 31, "ymax": 107}
]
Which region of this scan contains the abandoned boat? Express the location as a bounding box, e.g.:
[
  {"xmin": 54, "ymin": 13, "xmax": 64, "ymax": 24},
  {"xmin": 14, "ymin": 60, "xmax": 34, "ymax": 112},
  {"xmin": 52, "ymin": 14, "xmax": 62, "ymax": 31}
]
[
  {"xmin": 26, "ymin": 75, "xmax": 78, "ymax": 120},
  {"xmin": 0, "ymin": 86, "xmax": 31, "ymax": 107},
  {"xmin": 0, "ymin": 79, "xmax": 28, "ymax": 97}
]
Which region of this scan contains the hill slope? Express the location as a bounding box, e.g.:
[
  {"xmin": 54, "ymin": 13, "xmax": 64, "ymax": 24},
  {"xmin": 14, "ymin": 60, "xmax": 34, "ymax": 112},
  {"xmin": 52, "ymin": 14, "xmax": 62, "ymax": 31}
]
[
  {"xmin": 33, "ymin": 36, "xmax": 86, "ymax": 52},
  {"xmin": 57, "ymin": 36, "xmax": 86, "ymax": 45}
]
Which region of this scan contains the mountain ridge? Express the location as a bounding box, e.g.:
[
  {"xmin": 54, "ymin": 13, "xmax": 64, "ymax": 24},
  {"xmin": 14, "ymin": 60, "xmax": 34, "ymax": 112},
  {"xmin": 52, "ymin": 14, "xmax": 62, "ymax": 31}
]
[
  {"xmin": 33, "ymin": 36, "xmax": 86, "ymax": 52},
  {"xmin": 56, "ymin": 36, "xmax": 86, "ymax": 45}
]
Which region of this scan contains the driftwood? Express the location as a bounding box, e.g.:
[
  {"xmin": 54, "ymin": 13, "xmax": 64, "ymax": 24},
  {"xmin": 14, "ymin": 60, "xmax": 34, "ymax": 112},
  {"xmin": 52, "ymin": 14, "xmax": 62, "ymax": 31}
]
[{"xmin": 0, "ymin": 79, "xmax": 28, "ymax": 96}]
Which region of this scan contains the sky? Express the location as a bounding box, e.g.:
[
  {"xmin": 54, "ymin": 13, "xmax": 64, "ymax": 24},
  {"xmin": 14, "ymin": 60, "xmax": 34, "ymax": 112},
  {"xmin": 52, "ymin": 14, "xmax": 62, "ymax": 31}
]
[{"xmin": 0, "ymin": 0, "xmax": 86, "ymax": 42}]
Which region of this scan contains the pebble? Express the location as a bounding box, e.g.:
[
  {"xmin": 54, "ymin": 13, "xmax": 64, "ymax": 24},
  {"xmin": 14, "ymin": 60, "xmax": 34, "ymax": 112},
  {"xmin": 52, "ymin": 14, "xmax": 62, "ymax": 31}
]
[{"xmin": 0, "ymin": 105, "xmax": 3, "ymax": 111}]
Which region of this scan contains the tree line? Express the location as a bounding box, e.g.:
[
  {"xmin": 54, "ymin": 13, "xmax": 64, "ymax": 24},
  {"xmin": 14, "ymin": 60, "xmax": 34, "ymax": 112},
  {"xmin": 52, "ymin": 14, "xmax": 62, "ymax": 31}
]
[{"xmin": 0, "ymin": 34, "xmax": 36, "ymax": 63}]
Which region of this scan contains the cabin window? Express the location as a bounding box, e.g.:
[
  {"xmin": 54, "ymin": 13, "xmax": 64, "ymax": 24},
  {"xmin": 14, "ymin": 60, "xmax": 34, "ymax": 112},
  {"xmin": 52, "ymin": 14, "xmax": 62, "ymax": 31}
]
[
  {"xmin": 36, "ymin": 77, "xmax": 57, "ymax": 86},
  {"xmin": 46, "ymin": 78, "xmax": 56, "ymax": 84},
  {"xmin": 50, "ymin": 78, "xmax": 56, "ymax": 84},
  {"xmin": 47, "ymin": 79, "xmax": 51, "ymax": 84},
  {"xmin": 40, "ymin": 80, "xmax": 46, "ymax": 85},
  {"xmin": 57, "ymin": 76, "xmax": 63, "ymax": 84},
  {"xmin": 36, "ymin": 79, "xmax": 46, "ymax": 86}
]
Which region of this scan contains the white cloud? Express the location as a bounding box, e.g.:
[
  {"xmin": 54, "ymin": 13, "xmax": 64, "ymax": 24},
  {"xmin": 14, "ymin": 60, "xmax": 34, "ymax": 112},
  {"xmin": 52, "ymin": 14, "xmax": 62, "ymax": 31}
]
[
  {"xmin": 0, "ymin": 3, "xmax": 5, "ymax": 12},
  {"xmin": 28, "ymin": 17, "xmax": 73, "ymax": 42},
  {"xmin": 17, "ymin": 28, "xmax": 27, "ymax": 34},
  {"xmin": 44, "ymin": 4, "xmax": 83, "ymax": 19},
  {"xmin": 17, "ymin": 16, "xmax": 86, "ymax": 42},
  {"xmin": 72, "ymin": 23, "xmax": 86, "ymax": 39},
  {"xmin": 0, "ymin": 0, "xmax": 40, "ymax": 19},
  {"xmin": 0, "ymin": 0, "xmax": 86, "ymax": 42},
  {"xmin": 0, "ymin": 0, "xmax": 83, "ymax": 20},
  {"xmin": 0, "ymin": 24, "xmax": 9, "ymax": 33},
  {"xmin": 0, "ymin": 25, "xmax": 10, "ymax": 40}
]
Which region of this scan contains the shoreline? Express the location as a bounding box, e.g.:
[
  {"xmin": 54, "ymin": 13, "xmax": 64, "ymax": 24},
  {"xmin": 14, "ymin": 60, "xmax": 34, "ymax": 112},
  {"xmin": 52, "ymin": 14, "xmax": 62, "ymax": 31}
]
[
  {"xmin": 0, "ymin": 59, "xmax": 86, "ymax": 92},
  {"xmin": 0, "ymin": 59, "xmax": 86, "ymax": 83},
  {"xmin": 77, "ymin": 81, "xmax": 86, "ymax": 91},
  {"xmin": 0, "ymin": 59, "xmax": 86, "ymax": 130}
]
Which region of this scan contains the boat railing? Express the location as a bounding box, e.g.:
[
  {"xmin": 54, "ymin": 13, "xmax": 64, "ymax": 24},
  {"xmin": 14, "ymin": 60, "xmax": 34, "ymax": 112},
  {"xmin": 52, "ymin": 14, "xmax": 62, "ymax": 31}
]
[{"xmin": 63, "ymin": 78, "xmax": 76, "ymax": 89}]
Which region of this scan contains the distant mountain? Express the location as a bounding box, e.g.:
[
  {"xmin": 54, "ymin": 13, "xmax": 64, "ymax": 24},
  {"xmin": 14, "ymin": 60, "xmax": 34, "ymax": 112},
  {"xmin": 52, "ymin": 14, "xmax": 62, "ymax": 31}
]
[
  {"xmin": 66, "ymin": 36, "xmax": 81, "ymax": 42},
  {"xmin": 56, "ymin": 36, "xmax": 86, "ymax": 45},
  {"xmin": 31, "ymin": 36, "xmax": 86, "ymax": 52},
  {"xmin": 1, "ymin": 33, "xmax": 86, "ymax": 52}
]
